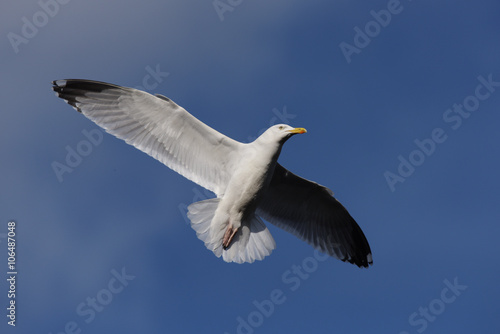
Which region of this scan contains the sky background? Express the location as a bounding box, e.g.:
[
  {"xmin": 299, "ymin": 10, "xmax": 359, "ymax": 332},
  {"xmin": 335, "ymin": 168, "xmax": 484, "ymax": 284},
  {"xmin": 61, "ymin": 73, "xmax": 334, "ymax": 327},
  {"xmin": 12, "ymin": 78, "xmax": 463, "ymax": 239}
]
[{"xmin": 1, "ymin": 0, "xmax": 499, "ymax": 333}]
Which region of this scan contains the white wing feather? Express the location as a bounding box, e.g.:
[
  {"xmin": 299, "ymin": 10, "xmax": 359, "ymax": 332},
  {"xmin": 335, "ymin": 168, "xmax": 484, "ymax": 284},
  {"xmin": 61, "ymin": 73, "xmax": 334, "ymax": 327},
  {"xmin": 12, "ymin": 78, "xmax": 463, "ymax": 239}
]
[{"xmin": 52, "ymin": 79, "xmax": 242, "ymax": 196}]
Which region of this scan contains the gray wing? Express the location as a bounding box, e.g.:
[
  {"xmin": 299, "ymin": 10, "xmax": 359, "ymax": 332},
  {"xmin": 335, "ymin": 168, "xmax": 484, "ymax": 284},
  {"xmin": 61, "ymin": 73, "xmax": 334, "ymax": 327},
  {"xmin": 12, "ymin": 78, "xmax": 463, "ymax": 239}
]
[
  {"xmin": 256, "ymin": 164, "xmax": 372, "ymax": 268},
  {"xmin": 52, "ymin": 79, "xmax": 243, "ymax": 196}
]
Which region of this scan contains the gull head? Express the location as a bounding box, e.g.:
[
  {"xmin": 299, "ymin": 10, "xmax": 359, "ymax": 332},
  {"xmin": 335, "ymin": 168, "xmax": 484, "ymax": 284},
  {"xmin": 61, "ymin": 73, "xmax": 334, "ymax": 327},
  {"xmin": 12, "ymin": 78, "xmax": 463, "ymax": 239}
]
[{"xmin": 257, "ymin": 124, "xmax": 307, "ymax": 145}]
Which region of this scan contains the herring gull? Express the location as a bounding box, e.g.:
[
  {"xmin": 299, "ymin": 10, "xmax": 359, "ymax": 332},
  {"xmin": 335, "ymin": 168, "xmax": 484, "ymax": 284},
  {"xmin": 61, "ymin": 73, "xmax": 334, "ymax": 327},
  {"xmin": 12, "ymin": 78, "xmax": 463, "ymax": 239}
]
[{"xmin": 52, "ymin": 79, "xmax": 373, "ymax": 267}]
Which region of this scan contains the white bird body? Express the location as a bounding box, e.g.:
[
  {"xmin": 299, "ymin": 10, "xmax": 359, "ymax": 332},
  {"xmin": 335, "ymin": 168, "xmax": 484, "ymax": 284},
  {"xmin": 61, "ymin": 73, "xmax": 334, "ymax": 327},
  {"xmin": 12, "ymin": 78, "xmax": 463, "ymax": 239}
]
[
  {"xmin": 221, "ymin": 132, "xmax": 283, "ymax": 222},
  {"xmin": 190, "ymin": 126, "xmax": 301, "ymax": 263},
  {"xmin": 52, "ymin": 79, "xmax": 373, "ymax": 267}
]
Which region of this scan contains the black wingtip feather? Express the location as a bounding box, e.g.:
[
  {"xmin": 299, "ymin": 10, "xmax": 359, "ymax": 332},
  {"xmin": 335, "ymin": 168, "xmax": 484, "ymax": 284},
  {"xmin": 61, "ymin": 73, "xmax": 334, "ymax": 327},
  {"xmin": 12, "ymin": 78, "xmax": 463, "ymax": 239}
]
[{"xmin": 52, "ymin": 79, "xmax": 126, "ymax": 113}]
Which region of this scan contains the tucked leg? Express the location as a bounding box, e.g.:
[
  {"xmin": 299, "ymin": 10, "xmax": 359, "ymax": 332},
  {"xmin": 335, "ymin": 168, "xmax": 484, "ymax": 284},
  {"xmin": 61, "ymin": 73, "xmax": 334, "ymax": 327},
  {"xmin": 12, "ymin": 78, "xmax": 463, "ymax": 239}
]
[{"xmin": 222, "ymin": 224, "xmax": 238, "ymax": 249}]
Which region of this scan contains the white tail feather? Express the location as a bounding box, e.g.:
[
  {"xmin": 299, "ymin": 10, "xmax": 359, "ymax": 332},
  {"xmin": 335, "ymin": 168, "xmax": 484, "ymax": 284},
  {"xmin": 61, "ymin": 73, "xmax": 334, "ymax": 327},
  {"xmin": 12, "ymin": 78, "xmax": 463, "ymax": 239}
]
[{"xmin": 187, "ymin": 199, "xmax": 276, "ymax": 263}]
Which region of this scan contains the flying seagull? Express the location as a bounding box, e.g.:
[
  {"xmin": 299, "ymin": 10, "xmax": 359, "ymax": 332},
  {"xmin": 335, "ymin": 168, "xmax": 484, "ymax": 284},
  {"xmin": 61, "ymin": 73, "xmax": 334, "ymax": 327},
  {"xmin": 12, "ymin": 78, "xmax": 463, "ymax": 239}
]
[{"xmin": 52, "ymin": 79, "xmax": 373, "ymax": 267}]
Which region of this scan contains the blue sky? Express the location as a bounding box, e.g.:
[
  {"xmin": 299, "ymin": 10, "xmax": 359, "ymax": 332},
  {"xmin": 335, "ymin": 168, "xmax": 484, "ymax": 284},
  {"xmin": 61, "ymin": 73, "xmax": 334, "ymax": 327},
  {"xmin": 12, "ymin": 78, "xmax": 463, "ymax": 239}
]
[{"xmin": 1, "ymin": 0, "xmax": 499, "ymax": 333}]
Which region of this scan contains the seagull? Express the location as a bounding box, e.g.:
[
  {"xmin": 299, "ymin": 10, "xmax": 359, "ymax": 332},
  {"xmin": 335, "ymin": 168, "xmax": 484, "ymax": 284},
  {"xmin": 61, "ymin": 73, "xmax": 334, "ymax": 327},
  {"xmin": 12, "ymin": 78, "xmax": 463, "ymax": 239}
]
[{"xmin": 52, "ymin": 79, "xmax": 373, "ymax": 267}]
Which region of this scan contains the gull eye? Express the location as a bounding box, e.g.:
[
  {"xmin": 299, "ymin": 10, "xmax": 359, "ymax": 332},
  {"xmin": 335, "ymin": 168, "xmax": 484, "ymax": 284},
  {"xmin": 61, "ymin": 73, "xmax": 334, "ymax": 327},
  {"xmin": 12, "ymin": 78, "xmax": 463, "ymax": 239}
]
[{"xmin": 278, "ymin": 125, "xmax": 285, "ymax": 130}]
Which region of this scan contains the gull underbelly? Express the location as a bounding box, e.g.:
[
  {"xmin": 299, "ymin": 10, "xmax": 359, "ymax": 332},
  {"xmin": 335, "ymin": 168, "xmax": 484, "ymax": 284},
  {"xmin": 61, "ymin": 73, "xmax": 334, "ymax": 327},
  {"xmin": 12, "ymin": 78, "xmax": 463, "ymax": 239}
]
[{"xmin": 215, "ymin": 150, "xmax": 279, "ymax": 251}]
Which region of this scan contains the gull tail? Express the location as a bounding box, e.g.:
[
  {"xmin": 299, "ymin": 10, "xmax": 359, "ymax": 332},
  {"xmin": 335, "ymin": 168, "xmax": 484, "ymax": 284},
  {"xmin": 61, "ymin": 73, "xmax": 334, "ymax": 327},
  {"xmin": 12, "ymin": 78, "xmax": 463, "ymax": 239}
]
[{"xmin": 187, "ymin": 199, "xmax": 276, "ymax": 264}]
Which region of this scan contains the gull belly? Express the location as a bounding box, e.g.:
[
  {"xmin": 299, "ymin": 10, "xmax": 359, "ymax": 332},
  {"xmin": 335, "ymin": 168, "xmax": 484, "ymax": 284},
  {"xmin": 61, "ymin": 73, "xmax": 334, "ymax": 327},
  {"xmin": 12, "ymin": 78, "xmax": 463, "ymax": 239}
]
[{"xmin": 215, "ymin": 141, "xmax": 281, "ymax": 249}]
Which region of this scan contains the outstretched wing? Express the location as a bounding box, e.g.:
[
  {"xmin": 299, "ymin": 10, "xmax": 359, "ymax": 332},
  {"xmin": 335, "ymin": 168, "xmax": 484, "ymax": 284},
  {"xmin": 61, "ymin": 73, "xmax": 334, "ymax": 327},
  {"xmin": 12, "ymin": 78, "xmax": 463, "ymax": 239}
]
[
  {"xmin": 52, "ymin": 79, "xmax": 242, "ymax": 196},
  {"xmin": 257, "ymin": 164, "xmax": 372, "ymax": 268}
]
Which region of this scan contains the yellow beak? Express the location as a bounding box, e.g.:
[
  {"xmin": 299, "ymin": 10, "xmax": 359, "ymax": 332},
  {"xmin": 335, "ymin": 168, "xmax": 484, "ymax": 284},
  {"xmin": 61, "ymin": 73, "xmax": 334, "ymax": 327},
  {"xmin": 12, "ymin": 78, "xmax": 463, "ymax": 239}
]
[{"xmin": 288, "ymin": 127, "xmax": 307, "ymax": 134}]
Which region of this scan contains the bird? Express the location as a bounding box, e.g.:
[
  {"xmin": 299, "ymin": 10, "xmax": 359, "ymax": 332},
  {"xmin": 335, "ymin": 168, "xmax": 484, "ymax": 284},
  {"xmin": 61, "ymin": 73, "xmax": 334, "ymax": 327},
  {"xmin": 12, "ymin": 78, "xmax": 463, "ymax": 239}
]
[{"xmin": 52, "ymin": 79, "xmax": 373, "ymax": 268}]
